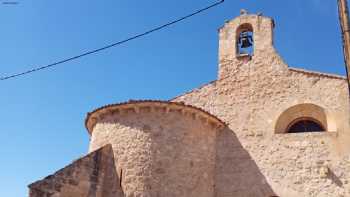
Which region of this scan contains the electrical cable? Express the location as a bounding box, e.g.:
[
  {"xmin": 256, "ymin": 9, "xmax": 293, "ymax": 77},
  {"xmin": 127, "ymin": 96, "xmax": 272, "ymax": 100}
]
[{"xmin": 0, "ymin": 0, "xmax": 224, "ymax": 81}]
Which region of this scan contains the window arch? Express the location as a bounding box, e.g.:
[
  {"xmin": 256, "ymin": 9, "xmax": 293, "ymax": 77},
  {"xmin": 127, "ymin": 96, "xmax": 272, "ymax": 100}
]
[
  {"xmin": 236, "ymin": 23, "xmax": 254, "ymax": 56},
  {"xmin": 274, "ymin": 103, "xmax": 336, "ymax": 134}
]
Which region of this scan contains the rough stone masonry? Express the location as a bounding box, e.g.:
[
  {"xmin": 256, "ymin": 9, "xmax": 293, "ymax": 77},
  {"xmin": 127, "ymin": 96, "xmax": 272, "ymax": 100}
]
[{"xmin": 29, "ymin": 11, "xmax": 350, "ymax": 197}]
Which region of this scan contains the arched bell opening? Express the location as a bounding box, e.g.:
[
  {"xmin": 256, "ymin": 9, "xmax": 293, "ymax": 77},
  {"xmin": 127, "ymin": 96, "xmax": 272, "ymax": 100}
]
[{"xmin": 236, "ymin": 23, "xmax": 254, "ymax": 57}]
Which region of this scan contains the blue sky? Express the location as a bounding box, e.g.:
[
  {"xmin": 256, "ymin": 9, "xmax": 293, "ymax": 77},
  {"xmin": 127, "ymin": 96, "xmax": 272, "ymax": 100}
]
[{"xmin": 0, "ymin": 0, "xmax": 344, "ymax": 196}]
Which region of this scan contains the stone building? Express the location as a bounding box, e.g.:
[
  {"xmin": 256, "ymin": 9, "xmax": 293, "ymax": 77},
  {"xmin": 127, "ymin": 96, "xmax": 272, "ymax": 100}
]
[{"xmin": 29, "ymin": 11, "xmax": 350, "ymax": 197}]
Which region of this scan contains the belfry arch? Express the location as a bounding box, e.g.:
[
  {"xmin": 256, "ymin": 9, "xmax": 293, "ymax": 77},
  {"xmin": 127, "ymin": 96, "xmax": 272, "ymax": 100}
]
[{"xmin": 236, "ymin": 23, "xmax": 254, "ymax": 56}]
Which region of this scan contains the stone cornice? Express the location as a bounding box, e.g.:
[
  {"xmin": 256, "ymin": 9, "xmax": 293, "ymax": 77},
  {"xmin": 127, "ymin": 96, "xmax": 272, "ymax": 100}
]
[
  {"xmin": 85, "ymin": 100, "xmax": 226, "ymax": 135},
  {"xmin": 289, "ymin": 67, "xmax": 346, "ymax": 80},
  {"xmin": 218, "ymin": 14, "xmax": 274, "ymax": 31}
]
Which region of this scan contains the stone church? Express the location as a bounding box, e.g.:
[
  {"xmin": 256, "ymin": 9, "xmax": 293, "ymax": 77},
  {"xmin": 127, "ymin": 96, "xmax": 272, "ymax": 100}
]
[{"xmin": 29, "ymin": 11, "xmax": 350, "ymax": 197}]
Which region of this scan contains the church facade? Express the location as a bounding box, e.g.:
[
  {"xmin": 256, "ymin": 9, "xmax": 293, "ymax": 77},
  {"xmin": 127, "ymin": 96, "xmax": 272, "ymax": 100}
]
[{"xmin": 29, "ymin": 11, "xmax": 350, "ymax": 197}]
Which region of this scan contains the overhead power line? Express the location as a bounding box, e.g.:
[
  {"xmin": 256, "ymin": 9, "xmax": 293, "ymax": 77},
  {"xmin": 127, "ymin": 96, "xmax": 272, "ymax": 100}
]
[{"xmin": 0, "ymin": 0, "xmax": 225, "ymax": 81}]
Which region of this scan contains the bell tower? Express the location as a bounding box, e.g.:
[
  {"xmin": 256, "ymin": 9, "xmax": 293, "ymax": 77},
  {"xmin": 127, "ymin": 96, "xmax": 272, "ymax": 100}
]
[{"xmin": 218, "ymin": 10, "xmax": 283, "ymax": 79}]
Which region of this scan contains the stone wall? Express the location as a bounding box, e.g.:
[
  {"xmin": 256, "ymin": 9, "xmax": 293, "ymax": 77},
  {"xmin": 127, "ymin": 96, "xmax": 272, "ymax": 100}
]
[
  {"xmin": 173, "ymin": 66, "xmax": 350, "ymax": 197},
  {"xmin": 28, "ymin": 12, "xmax": 350, "ymax": 197},
  {"xmin": 172, "ymin": 13, "xmax": 350, "ymax": 197},
  {"xmin": 88, "ymin": 101, "xmax": 224, "ymax": 197},
  {"xmin": 29, "ymin": 145, "xmax": 123, "ymax": 197}
]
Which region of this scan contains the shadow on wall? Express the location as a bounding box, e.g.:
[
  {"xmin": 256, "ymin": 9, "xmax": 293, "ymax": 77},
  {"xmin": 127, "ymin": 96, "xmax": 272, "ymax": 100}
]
[
  {"xmin": 215, "ymin": 127, "xmax": 276, "ymax": 197},
  {"xmin": 29, "ymin": 145, "xmax": 124, "ymax": 197}
]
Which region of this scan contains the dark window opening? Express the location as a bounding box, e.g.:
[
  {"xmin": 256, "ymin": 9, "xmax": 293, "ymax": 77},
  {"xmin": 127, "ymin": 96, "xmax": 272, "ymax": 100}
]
[
  {"xmin": 287, "ymin": 118, "xmax": 325, "ymax": 133},
  {"xmin": 237, "ymin": 30, "xmax": 254, "ymax": 56}
]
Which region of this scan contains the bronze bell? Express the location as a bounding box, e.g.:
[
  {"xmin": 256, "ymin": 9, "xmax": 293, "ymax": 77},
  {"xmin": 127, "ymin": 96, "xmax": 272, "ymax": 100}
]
[{"xmin": 239, "ymin": 31, "xmax": 253, "ymax": 48}]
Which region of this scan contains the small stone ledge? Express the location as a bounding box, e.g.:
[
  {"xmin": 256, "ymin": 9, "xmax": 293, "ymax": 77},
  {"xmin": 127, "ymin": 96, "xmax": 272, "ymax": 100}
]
[
  {"xmin": 236, "ymin": 53, "xmax": 252, "ymax": 62},
  {"xmin": 274, "ymin": 131, "xmax": 338, "ymax": 140},
  {"xmin": 85, "ymin": 100, "xmax": 227, "ymax": 135}
]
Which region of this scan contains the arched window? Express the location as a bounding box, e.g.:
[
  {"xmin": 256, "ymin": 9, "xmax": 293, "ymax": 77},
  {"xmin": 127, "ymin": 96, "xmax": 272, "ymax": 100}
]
[
  {"xmin": 287, "ymin": 118, "xmax": 325, "ymax": 133},
  {"xmin": 275, "ymin": 103, "xmax": 337, "ymax": 134},
  {"xmin": 236, "ymin": 24, "xmax": 254, "ymax": 56}
]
